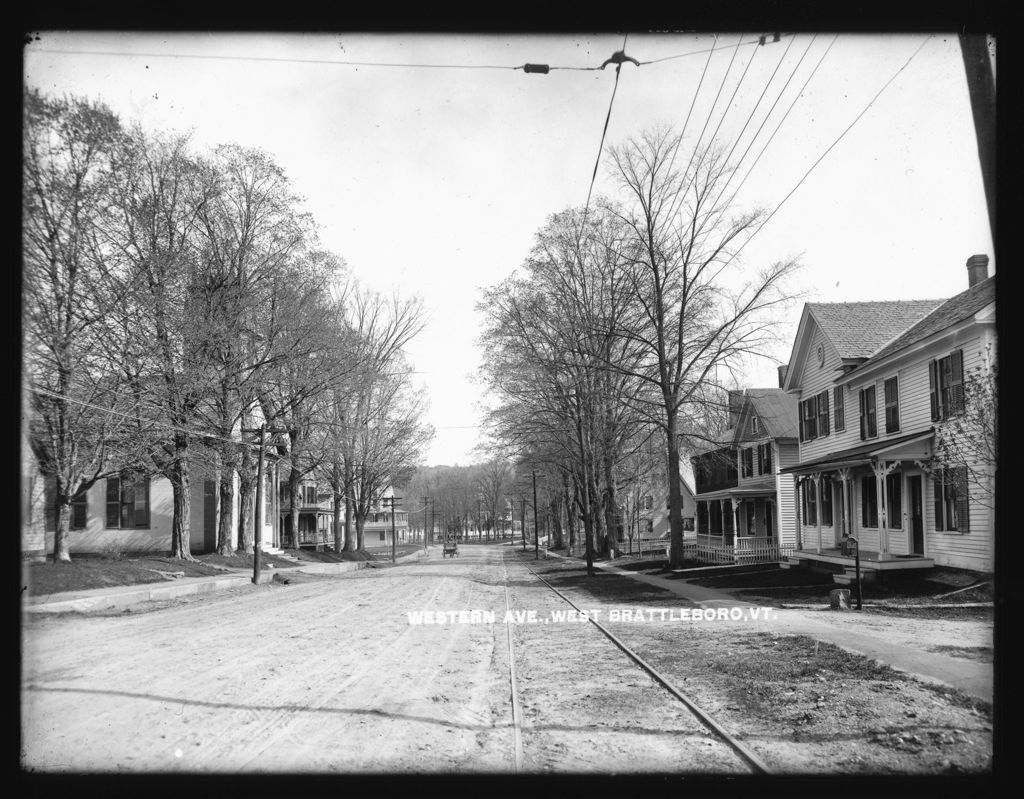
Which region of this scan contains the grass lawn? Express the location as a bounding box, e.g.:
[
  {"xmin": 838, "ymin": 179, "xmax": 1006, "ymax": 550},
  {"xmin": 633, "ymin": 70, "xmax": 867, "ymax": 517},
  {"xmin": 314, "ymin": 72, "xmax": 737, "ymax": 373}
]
[
  {"xmin": 24, "ymin": 550, "xmax": 298, "ymax": 597},
  {"xmin": 286, "ymin": 548, "xmax": 375, "ymax": 563}
]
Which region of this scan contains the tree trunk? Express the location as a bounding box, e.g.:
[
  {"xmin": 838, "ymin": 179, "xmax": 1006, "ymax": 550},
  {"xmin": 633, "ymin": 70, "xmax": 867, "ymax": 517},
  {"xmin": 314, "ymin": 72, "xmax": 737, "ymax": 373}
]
[
  {"xmin": 169, "ymin": 449, "xmax": 195, "ymax": 560},
  {"xmin": 288, "ymin": 470, "xmax": 301, "ymax": 550},
  {"xmin": 53, "ymin": 497, "xmax": 72, "ymax": 563},
  {"xmin": 603, "ymin": 456, "xmax": 617, "ymax": 558},
  {"xmin": 333, "ymin": 491, "xmax": 344, "ymax": 551},
  {"xmin": 238, "ymin": 481, "xmax": 254, "ymax": 554},
  {"xmin": 217, "ymin": 465, "xmax": 235, "ymax": 555},
  {"xmin": 355, "ymin": 514, "xmax": 365, "ymax": 550},
  {"xmin": 343, "ymin": 493, "xmax": 356, "ymax": 551},
  {"xmin": 550, "ymin": 497, "xmax": 564, "ymax": 549},
  {"xmin": 665, "ymin": 410, "xmax": 684, "ymax": 568}
]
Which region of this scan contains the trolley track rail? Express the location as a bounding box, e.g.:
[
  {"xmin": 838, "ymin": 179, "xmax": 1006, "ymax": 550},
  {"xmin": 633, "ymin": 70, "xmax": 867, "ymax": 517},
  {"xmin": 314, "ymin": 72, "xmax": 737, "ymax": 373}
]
[{"xmin": 500, "ymin": 548, "xmax": 772, "ymax": 775}]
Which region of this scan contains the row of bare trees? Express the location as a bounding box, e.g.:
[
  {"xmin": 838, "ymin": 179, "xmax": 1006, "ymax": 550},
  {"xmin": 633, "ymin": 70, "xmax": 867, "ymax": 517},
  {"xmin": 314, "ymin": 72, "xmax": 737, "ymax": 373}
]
[
  {"xmin": 477, "ymin": 126, "xmax": 800, "ymax": 571},
  {"xmin": 23, "ymin": 88, "xmax": 432, "ymax": 562}
]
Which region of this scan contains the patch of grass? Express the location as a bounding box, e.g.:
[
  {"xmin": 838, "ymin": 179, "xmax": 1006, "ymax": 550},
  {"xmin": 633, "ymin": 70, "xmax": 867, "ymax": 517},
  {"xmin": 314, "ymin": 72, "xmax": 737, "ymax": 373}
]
[
  {"xmin": 689, "ymin": 567, "xmax": 833, "ymax": 589},
  {"xmin": 363, "ymin": 545, "xmax": 424, "ymax": 560},
  {"xmin": 25, "ymin": 556, "xmax": 227, "ymax": 597}
]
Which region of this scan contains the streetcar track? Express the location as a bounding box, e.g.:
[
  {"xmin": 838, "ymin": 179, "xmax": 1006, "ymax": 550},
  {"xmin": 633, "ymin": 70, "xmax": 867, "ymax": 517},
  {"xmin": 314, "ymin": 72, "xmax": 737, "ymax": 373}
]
[{"xmin": 501, "ymin": 547, "xmax": 771, "ymax": 775}]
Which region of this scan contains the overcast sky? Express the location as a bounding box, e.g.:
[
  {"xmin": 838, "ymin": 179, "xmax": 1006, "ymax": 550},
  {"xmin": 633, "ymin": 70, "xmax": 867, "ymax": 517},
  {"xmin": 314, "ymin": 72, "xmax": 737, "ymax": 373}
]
[{"xmin": 24, "ymin": 32, "xmax": 994, "ymax": 467}]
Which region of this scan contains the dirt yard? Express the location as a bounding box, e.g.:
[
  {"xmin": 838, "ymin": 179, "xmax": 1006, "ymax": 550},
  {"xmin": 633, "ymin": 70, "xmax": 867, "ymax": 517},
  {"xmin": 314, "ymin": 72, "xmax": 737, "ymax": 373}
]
[{"xmin": 21, "ymin": 544, "xmax": 993, "ymax": 775}]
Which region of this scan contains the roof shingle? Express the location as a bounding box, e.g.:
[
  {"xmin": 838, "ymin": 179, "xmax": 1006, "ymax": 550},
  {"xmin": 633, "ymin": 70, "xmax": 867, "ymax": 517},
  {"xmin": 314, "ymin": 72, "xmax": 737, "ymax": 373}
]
[{"xmin": 808, "ymin": 300, "xmax": 945, "ymax": 359}]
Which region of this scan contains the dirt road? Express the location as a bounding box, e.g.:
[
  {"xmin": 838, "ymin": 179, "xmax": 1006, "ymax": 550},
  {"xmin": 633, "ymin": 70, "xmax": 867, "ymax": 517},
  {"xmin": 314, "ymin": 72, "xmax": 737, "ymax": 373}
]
[{"xmin": 21, "ymin": 545, "xmax": 747, "ymax": 774}]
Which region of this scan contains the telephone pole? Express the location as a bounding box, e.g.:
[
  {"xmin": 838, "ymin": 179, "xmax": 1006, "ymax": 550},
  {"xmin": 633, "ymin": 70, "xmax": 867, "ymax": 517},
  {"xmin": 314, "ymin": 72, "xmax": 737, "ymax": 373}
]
[
  {"xmin": 383, "ymin": 495, "xmax": 402, "ymax": 563},
  {"xmin": 521, "ymin": 498, "xmax": 527, "ymax": 552},
  {"xmin": 532, "ymin": 470, "xmax": 540, "ymax": 560},
  {"xmin": 241, "ymin": 424, "xmax": 286, "ymax": 584},
  {"xmin": 958, "ymin": 34, "xmax": 996, "ymax": 246},
  {"xmin": 421, "ymin": 496, "xmax": 430, "ymax": 551}
]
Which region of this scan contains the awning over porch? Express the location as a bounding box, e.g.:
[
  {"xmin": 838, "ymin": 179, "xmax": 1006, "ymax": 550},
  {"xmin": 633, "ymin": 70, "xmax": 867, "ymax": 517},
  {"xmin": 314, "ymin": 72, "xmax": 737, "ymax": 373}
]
[
  {"xmin": 693, "ymin": 478, "xmax": 776, "ymax": 502},
  {"xmin": 779, "ymin": 429, "xmax": 934, "ymax": 476}
]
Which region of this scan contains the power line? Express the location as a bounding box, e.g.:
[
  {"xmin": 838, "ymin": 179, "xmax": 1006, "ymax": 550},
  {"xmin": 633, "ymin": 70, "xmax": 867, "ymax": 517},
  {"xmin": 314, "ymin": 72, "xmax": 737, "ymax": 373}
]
[
  {"xmin": 578, "ymin": 33, "xmax": 630, "ymax": 245},
  {"xmin": 726, "ymin": 35, "xmax": 934, "ymax": 267}
]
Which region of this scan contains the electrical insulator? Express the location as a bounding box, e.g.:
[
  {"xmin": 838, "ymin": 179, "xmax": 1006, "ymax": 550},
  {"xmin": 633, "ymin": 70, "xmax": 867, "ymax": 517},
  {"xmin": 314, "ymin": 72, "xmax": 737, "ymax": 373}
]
[{"xmin": 523, "ymin": 63, "xmax": 550, "ymax": 74}]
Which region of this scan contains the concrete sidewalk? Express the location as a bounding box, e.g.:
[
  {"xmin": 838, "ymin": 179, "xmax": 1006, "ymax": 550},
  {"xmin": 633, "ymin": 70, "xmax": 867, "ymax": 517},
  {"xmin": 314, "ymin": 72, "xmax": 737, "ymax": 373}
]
[
  {"xmin": 24, "ymin": 547, "xmax": 434, "ymax": 614},
  {"xmin": 544, "ymin": 551, "xmax": 994, "ymax": 703}
]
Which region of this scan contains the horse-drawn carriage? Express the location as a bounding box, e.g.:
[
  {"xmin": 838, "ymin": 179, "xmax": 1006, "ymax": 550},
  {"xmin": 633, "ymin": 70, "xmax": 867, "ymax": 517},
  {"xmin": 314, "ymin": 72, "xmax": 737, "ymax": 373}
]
[{"xmin": 442, "ymin": 535, "xmax": 460, "ymax": 558}]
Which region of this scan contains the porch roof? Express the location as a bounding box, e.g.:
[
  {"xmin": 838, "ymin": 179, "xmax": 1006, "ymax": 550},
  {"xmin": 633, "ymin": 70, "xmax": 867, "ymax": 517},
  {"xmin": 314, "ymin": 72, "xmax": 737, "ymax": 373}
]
[
  {"xmin": 779, "ymin": 429, "xmax": 935, "ymax": 476},
  {"xmin": 694, "ymin": 478, "xmax": 776, "ymax": 501}
]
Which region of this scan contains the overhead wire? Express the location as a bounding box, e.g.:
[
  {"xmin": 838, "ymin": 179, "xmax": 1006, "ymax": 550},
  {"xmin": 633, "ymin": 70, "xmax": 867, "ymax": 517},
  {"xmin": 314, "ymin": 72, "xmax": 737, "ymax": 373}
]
[{"xmin": 724, "ymin": 35, "xmax": 934, "ymax": 268}]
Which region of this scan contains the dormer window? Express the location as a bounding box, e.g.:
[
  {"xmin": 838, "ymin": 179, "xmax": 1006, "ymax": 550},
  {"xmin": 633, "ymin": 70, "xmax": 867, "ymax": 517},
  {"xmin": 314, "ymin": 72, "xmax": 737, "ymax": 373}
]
[{"xmin": 751, "ymin": 416, "xmax": 760, "ymax": 435}]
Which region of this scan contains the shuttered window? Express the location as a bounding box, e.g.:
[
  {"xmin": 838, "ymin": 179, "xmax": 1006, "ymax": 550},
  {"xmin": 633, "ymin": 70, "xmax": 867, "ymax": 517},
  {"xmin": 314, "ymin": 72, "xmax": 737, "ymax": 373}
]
[
  {"xmin": 820, "ymin": 479, "xmax": 833, "ymax": 526},
  {"xmin": 861, "ymin": 476, "xmax": 878, "ymax": 527},
  {"xmin": 934, "ymin": 467, "xmax": 969, "ymax": 533},
  {"xmin": 859, "ymin": 386, "xmax": 877, "ymax": 440},
  {"xmin": 802, "ymin": 479, "xmax": 818, "ymax": 526},
  {"xmin": 757, "ymin": 443, "xmax": 773, "ymax": 475},
  {"xmin": 817, "ymin": 390, "xmax": 830, "ymax": 437},
  {"xmin": 930, "ymin": 350, "xmax": 965, "ymax": 420},
  {"xmin": 800, "ymin": 398, "xmax": 817, "ymax": 441},
  {"xmin": 885, "ymin": 473, "xmax": 903, "ymax": 529},
  {"xmin": 834, "ymin": 386, "xmax": 845, "ymax": 432},
  {"xmin": 884, "ymin": 377, "xmax": 900, "ymax": 434},
  {"xmin": 742, "ymin": 448, "xmax": 754, "ymax": 478}
]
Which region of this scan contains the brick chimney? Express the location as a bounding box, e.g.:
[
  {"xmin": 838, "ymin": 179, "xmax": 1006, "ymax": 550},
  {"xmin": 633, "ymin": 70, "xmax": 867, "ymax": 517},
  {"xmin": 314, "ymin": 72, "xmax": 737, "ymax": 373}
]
[
  {"xmin": 967, "ymin": 254, "xmax": 989, "ymax": 287},
  {"xmin": 778, "ymin": 364, "xmax": 789, "ymax": 388}
]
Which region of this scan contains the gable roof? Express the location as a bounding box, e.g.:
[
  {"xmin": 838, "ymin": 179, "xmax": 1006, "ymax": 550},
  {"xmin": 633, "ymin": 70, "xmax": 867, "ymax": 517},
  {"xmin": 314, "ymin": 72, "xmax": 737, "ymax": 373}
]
[
  {"xmin": 855, "ymin": 276, "xmax": 995, "ymax": 370},
  {"xmin": 737, "ymin": 388, "xmax": 799, "ymax": 440},
  {"xmin": 807, "ymin": 300, "xmax": 945, "ymax": 359}
]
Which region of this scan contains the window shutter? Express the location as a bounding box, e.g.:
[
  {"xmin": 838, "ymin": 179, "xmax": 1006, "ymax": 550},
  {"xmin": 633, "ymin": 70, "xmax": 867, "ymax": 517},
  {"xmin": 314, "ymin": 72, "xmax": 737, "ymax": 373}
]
[
  {"xmin": 819, "ymin": 391, "xmax": 830, "ymax": 436},
  {"xmin": 934, "ymin": 472, "xmax": 945, "ymax": 531},
  {"xmin": 799, "ymin": 401, "xmax": 805, "ymax": 441},
  {"xmin": 859, "ymin": 390, "xmax": 866, "ymax": 440},
  {"xmin": 951, "ymin": 349, "xmax": 964, "ymax": 415},
  {"xmin": 928, "ymin": 360, "xmax": 939, "ymax": 420}
]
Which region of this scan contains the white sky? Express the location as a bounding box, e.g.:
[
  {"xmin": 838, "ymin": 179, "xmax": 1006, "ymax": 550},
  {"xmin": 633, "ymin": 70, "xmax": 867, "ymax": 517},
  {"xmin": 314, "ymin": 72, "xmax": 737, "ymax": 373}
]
[{"xmin": 24, "ymin": 32, "xmax": 994, "ymax": 467}]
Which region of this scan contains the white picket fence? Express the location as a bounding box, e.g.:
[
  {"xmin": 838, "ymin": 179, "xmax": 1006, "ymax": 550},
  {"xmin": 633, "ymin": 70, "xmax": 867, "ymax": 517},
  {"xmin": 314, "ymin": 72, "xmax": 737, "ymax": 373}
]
[{"xmin": 678, "ymin": 536, "xmax": 795, "ymax": 565}]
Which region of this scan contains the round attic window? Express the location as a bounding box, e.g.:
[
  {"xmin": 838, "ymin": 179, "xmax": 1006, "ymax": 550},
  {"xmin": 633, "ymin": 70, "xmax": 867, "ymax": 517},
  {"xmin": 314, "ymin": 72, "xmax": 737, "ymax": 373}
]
[{"xmin": 816, "ymin": 343, "xmax": 825, "ymax": 367}]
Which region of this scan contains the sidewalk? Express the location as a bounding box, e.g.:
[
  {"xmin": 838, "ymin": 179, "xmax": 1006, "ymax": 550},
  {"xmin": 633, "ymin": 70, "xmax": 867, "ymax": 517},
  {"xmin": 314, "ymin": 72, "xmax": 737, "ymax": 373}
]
[
  {"xmin": 24, "ymin": 547, "xmax": 434, "ymax": 615},
  {"xmin": 545, "ymin": 551, "xmax": 994, "ymax": 703}
]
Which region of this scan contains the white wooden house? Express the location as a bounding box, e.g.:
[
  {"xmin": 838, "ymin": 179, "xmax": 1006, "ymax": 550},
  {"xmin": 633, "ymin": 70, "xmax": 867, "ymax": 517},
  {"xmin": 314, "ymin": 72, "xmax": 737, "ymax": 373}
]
[
  {"xmin": 780, "ymin": 254, "xmax": 995, "ymax": 581},
  {"xmin": 689, "ymin": 384, "xmax": 799, "ymax": 564}
]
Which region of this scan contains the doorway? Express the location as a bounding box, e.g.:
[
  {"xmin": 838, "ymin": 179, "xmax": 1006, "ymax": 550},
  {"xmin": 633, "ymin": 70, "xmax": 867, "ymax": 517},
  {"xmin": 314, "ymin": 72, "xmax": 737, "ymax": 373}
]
[{"xmin": 909, "ymin": 475, "xmax": 924, "ymax": 555}]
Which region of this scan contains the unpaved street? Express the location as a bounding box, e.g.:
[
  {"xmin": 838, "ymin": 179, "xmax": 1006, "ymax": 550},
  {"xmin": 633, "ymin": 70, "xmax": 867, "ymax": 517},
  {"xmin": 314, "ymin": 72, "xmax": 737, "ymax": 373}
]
[{"xmin": 21, "ymin": 545, "xmax": 746, "ymax": 774}]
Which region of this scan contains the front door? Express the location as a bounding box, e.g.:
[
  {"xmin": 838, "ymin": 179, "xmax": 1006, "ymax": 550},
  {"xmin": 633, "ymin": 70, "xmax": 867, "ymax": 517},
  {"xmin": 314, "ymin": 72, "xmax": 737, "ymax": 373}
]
[{"xmin": 909, "ymin": 475, "xmax": 924, "ymax": 555}]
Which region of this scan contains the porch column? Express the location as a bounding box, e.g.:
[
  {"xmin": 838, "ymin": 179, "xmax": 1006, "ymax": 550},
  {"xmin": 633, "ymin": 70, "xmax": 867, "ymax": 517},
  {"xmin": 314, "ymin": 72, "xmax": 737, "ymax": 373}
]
[
  {"xmin": 836, "ymin": 467, "xmax": 852, "ymax": 539},
  {"xmin": 730, "ymin": 497, "xmax": 740, "ymax": 540},
  {"xmin": 872, "ymin": 460, "xmax": 898, "ymax": 554},
  {"xmin": 811, "ymin": 471, "xmax": 822, "ymax": 554}
]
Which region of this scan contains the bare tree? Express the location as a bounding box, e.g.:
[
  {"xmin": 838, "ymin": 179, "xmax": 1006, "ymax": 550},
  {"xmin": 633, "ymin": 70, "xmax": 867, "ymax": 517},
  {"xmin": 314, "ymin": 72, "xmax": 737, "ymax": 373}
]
[
  {"xmin": 604, "ymin": 127, "xmax": 800, "ymax": 567},
  {"xmin": 23, "ymin": 89, "xmax": 129, "ymax": 561}
]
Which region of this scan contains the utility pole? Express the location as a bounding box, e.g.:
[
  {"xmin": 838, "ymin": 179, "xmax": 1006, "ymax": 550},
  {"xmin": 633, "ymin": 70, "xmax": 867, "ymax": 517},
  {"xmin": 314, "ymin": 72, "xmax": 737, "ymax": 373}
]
[
  {"xmin": 383, "ymin": 495, "xmax": 402, "ymax": 564},
  {"xmin": 958, "ymin": 34, "xmax": 996, "ymax": 245},
  {"xmin": 477, "ymin": 497, "xmax": 482, "ymax": 544},
  {"xmin": 241, "ymin": 424, "xmax": 285, "ymax": 585},
  {"xmin": 532, "ymin": 470, "xmax": 540, "ymax": 559},
  {"xmin": 421, "ymin": 496, "xmax": 430, "ymax": 552},
  {"xmin": 521, "ymin": 498, "xmax": 527, "ymax": 552},
  {"xmin": 429, "ymin": 497, "xmax": 435, "ymax": 547}
]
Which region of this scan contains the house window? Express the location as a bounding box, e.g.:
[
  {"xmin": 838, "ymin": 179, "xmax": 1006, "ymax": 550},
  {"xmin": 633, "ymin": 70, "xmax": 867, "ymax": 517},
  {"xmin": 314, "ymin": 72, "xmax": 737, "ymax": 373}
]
[
  {"xmin": 820, "ymin": 479, "xmax": 833, "ymax": 526},
  {"xmin": 859, "ymin": 386, "xmax": 877, "ymax": 440},
  {"xmin": 379, "ymin": 531, "xmax": 386, "ymax": 542},
  {"xmin": 802, "ymin": 479, "xmax": 818, "ymax": 526},
  {"xmin": 683, "ymin": 517, "xmax": 695, "ymax": 531},
  {"xmin": 71, "ymin": 489, "xmax": 88, "ymax": 529},
  {"xmin": 834, "ymin": 386, "xmax": 845, "ymax": 432},
  {"xmin": 930, "ymin": 350, "xmax": 965, "ymax": 421},
  {"xmin": 885, "ymin": 473, "xmax": 902, "ymax": 529},
  {"xmin": 757, "ymin": 443, "xmax": 773, "ymax": 475},
  {"xmin": 816, "ymin": 390, "xmax": 830, "ymax": 437},
  {"xmin": 884, "ymin": 377, "xmax": 900, "ymax": 434},
  {"xmin": 800, "ymin": 398, "xmax": 817, "ymax": 441},
  {"xmin": 105, "ymin": 475, "xmax": 150, "ymax": 529},
  {"xmin": 751, "ymin": 416, "xmax": 760, "ymax": 435},
  {"xmin": 641, "ymin": 495, "xmax": 653, "ymax": 511},
  {"xmin": 934, "ymin": 467, "xmax": 969, "ymax": 533},
  {"xmin": 301, "ymin": 485, "xmax": 318, "ymax": 505},
  {"xmin": 742, "ymin": 448, "xmax": 754, "ymax": 478},
  {"xmin": 642, "ymin": 518, "xmax": 654, "ymax": 534},
  {"xmin": 861, "ymin": 476, "xmax": 878, "ymax": 528}
]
